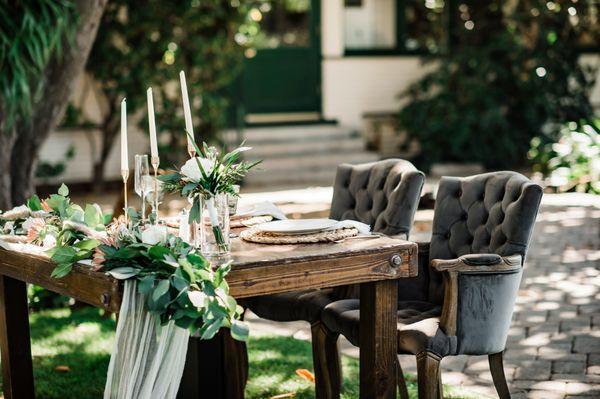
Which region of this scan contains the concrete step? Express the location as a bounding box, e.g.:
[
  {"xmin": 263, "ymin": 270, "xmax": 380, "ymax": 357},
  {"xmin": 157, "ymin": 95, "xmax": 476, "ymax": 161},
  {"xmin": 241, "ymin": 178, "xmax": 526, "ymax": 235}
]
[
  {"xmin": 235, "ymin": 124, "xmax": 379, "ymax": 189},
  {"xmin": 241, "ymin": 125, "xmax": 360, "ymax": 144},
  {"xmin": 245, "ymin": 137, "xmax": 366, "ymax": 160},
  {"xmin": 245, "ymin": 152, "xmax": 379, "ymax": 186}
]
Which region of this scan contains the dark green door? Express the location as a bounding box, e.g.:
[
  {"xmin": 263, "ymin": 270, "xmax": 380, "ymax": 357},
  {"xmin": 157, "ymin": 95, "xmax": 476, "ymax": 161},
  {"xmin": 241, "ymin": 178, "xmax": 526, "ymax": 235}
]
[{"xmin": 242, "ymin": 0, "xmax": 321, "ymax": 118}]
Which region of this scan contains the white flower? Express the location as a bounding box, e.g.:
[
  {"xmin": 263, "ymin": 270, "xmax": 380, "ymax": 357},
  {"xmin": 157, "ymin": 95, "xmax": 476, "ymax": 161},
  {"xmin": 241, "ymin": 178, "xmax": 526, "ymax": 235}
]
[
  {"xmin": 180, "ymin": 157, "xmax": 216, "ymax": 181},
  {"xmin": 188, "ymin": 291, "xmax": 207, "ymax": 308},
  {"xmin": 141, "ymin": 225, "xmax": 168, "ymax": 245},
  {"xmin": 42, "ymin": 234, "xmax": 57, "ymax": 248}
]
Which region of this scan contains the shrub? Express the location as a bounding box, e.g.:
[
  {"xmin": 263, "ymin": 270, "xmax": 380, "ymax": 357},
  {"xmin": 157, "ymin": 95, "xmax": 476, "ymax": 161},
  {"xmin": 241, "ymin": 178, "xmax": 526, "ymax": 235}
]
[
  {"xmin": 529, "ymin": 120, "xmax": 600, "ymax": 194},
  {"xmin": 398, "ymin": 1, "xmax": 598, "ymax": 170}
]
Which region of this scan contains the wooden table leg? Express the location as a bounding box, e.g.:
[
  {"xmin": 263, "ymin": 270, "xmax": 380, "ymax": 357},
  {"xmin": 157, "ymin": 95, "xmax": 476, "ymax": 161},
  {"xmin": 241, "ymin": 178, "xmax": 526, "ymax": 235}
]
[
  {"xmin": 360, "ymin": 280, "xmax": 397, "ymax": 399},
  {"xmin": 177, "ymin": 331, "xmax": 247, "ymax": 399},
  {"xmin": 0, "ymin": 276, "xmax": 35, "ymax": 399}
]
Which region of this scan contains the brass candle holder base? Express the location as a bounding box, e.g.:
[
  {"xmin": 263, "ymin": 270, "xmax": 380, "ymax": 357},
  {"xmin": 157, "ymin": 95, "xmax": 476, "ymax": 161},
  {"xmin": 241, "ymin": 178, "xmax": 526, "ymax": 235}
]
[{"xmin": 151, "ymin": 156, "xmax": 160, "ymax": 224}]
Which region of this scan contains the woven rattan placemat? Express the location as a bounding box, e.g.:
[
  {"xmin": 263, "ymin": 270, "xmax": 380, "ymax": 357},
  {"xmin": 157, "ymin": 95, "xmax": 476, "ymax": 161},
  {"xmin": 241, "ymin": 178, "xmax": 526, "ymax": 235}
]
[
  {"xmin": 239, "ymin": 227, "xmax": 358, "ymax": 244},
  {"xmin": 231, "ymin": 215, "xmax": 274, "ymax": 228}
]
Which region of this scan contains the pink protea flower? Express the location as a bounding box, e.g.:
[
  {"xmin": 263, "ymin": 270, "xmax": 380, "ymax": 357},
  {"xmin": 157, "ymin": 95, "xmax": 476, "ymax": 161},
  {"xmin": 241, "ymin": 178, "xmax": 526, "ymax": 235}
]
[
  {"xmin": 25, "ymin": 218, "xmax": 46, "ymax": 243},
  {"xmin": 92, "ymin": 247, "xmax": 106, "ymax": 271},
  {"xmin": 41, "ymin": 200, "xmax": 52, "ymax": 213}
]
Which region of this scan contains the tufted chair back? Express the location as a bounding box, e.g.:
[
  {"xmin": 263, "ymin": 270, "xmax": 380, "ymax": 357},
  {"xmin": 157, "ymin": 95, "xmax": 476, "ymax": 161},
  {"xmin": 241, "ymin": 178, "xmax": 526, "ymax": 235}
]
[
  {"xmin": 330, "ymin": 159, "xmax": 425, "ymax": 237},
  {"xmin": 427, "ymin": 171, "xmax": 543, "ymax": 304}
]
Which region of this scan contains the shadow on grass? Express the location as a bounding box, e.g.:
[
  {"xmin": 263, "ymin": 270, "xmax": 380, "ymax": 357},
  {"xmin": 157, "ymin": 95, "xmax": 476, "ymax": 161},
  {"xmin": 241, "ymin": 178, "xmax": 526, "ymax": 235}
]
[{"xmin": 0, "ymin": 309, "xmax": 478, "ymax": 398}]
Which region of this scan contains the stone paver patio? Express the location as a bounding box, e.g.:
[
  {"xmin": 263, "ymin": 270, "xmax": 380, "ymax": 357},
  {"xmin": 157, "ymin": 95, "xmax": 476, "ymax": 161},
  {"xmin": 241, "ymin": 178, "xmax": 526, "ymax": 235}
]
[{"xmin": 245, "ymin": 193, "xmax": 600, "ymax": 398}]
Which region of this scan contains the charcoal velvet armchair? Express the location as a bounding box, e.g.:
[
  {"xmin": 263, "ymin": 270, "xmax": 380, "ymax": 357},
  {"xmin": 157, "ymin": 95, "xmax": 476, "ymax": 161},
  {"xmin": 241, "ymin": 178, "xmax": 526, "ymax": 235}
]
[
  {"xmin": 317, "ymin": 171, "xmax": 543, "ymax": 399},
  {"xmin": 243, "ymin": 159, "xmax": 425, "ymax": 395}
]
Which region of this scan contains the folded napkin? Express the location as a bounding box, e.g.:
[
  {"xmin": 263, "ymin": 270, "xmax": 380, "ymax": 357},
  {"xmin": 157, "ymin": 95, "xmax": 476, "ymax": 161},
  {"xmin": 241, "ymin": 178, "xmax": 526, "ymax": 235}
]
[
  {"xmin": 235, "ymin": 201, "xmax": 287, "ymax": 221},
  {"xmin": 328, "ymin": 220, "xmax": 371, "ymax": 235}
]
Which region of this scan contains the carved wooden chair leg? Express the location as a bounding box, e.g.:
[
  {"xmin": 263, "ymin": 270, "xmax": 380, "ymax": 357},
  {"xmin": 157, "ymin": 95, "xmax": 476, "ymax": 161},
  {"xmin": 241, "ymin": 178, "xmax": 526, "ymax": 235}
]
[
  {"xmin": 416, "ymin": 351, "xmax": 441, "ymax": 399},
  {"xmin": 311, "ymin": 322, "xmax": 342, "ymax": 399},
  {"xmin": 396, "ymin": 356, "xmax": 410, "ymax": 399},
  {"xmin": 489, "ymin": 351, "xmax": 511, "ymax": 399}
]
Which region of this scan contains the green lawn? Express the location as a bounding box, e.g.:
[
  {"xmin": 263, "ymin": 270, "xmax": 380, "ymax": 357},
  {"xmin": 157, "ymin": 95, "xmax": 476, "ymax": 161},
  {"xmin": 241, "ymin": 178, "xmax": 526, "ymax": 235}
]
[{"xmin": 0, "ymin": 308, "xmax": 482, "ymax": 398}]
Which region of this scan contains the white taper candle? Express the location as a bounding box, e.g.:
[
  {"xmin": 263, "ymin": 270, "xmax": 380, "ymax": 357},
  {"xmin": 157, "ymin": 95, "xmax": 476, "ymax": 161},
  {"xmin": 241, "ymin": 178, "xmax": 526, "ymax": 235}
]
[
  {"xmin": 179, "ymin": 71, "xmax": 195, "ymax": 151},
  {"xmin": 147, "ymin": 87, "xmax": 158, "ymax": 159},
  {"xmin": 120, "ymin": 98, "xmax": 128, "ymax": 172}
]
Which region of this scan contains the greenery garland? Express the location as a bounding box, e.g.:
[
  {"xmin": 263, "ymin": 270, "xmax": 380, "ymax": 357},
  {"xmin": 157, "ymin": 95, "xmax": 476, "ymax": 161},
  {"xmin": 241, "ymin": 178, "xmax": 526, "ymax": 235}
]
[{"xmin": 0, "ymin": 184, "xmax": 247, "ymax": 341}]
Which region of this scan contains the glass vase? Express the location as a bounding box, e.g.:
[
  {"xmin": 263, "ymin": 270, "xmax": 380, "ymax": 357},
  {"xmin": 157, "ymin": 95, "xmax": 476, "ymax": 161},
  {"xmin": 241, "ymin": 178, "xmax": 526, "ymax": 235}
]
[{"xmin": 198, "ymin": 194, "xmax": 230, "ymax": 258}]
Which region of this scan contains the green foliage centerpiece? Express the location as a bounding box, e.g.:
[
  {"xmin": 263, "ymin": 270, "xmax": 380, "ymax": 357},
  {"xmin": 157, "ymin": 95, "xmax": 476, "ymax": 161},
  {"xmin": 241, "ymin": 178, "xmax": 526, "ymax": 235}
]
[
  {"xmin": 160, "ymin": 137, "xmax": 259, "ymax": 258},
  {"xmin": 0, "ymin": 185, "xmax": 248, "ymax": 341}
]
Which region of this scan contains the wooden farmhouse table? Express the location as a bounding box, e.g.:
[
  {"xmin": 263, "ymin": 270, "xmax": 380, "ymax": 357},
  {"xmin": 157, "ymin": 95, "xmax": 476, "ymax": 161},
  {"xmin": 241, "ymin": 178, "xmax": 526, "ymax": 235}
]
[{"xmin": 0, "ymin": 235, "xmax": 417, "ymax": 399}]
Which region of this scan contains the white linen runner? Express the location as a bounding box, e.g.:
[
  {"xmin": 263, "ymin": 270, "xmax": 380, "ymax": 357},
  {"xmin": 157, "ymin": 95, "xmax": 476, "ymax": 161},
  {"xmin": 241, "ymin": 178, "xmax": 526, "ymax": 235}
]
[{"xmin": 104, "ymin": 281, "xmax": 190, "ymax": 399}]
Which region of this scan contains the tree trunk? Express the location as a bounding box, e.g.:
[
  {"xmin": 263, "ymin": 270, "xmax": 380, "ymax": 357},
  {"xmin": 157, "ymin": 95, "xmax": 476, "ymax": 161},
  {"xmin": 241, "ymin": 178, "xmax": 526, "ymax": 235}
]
[
  {"xmin": 7, "ymin": 0, "xmax": 107, "ymax": 206},
  {"xmin": 0, "ymin": 131, "xmax": 17, "ymax": 210},
  {"xmin": 10, "ymin": 135, "xmax": 37, "ymax": 206}
]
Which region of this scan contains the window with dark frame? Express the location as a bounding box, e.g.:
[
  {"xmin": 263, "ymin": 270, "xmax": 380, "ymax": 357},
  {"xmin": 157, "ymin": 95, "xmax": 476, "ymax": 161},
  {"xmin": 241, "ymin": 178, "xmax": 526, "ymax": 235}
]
[
  {"xmin": 343, "ymin": 1, "xmax": 599, "ymax": 56},
  {"xmin": 343, "ymin": 0, "xmax": 448, "ymax": 55}
]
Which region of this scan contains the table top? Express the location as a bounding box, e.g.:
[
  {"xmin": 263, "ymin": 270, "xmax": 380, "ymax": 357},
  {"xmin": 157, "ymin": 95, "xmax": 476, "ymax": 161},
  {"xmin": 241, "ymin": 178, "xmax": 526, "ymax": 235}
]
[
  {"xmin": 0, "ymin": 236, "xmax": 417, "ymax": 312},
  {"xmin": 230, "ymin": 235, "xmax": 414, "ymax": 269}
]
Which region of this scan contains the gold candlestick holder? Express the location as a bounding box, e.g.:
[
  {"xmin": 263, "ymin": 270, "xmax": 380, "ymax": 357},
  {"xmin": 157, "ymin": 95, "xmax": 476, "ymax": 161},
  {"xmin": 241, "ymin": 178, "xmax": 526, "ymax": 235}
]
[
  {"xmin": 121, "ymin": 169, "xmax": 129, "ymax": 225},
  {"xmin": 187, "ymin": 145, "xmax": 196, "ymax": 159},
  {"xmin": 151, "ymin": 155, "xmax": 160, "ymax": 224},
  {"xmin": 186, "ymin": 149, "xmax": 197, "ymax": 246}
]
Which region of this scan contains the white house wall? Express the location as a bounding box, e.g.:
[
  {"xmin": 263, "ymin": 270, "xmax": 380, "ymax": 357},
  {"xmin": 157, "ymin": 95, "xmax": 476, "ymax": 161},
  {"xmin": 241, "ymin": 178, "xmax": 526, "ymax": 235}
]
[
  {"xmin": 322, "ymin": 56, "xmax": 431, "ymax": 128},
  {"xmin": 36, "ymin": 0, "xmax": 600, "ymax": 184},
  {"xmin": 37, "ymin": 74, "xmax": 149, "ymax": 184}
]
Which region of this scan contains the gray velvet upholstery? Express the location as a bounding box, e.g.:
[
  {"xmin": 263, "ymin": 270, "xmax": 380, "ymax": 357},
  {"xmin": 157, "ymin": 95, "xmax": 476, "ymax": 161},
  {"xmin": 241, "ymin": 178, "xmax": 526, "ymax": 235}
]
[
  {"xmin": 455, "ymin": 269, "xmax": 523, "ymax": 355},
  {"xmin": 247, "ymin": 289, "xmax": 336, "ymax": 323},
  {"xmin": 427, "ymin": 171, "xmax": 542, "ymax": 304},
  {"xmin": 321, "ymin": 171, "xmax": 543, "ymax": 358},
  {"xmin": 245, "ymin": 159, "xmax": 425, "ymax": 323},
  {"xmin": 322, "ymin": 300, "xmax": 442, "ymax": 351},
  {"xmin": 330, "ymin": 159, "xmax": 424, "ymax": 238}
]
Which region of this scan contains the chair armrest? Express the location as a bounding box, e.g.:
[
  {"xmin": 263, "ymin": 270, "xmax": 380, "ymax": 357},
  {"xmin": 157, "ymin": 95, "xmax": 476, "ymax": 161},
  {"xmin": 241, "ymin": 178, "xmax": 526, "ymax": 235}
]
[
  {"xmin": 431, "ymin": 253, "xmax": 522, "ymax": 273},
  {"xmin": 433, "ymin": 253, "xmax": 523, "ymax": 351}
]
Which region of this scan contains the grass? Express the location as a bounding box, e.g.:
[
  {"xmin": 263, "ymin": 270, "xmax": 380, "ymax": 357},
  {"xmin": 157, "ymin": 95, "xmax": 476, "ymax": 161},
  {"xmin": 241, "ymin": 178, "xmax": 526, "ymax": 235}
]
[{"xmin": 0, "ymin": 308, "xmax": 481, "ymax": 398}]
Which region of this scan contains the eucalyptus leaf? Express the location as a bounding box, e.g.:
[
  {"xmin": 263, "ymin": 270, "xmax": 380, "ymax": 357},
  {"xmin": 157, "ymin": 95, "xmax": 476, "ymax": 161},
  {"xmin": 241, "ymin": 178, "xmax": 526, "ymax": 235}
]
[
  {"xmin": 51, "ymin": 263, "xmax": 73, "ymax": 279},
  {"xmin": 74, "ymin": 238, "xmax": 100, "ymax": 251},
  {"xmin": 199, "ymin": 318, "xmax": 224, "ymax": 340},
  {"xmin": 230, "ymin": 319, "xmax": 249, "ymax": 341},
  {"xmin": 171, "ymin": 275, "xmax": 188, "ymax": 292},
  {"xmin": 58, "ymin": 183, "xmax": 69, "ymax": 197},
  {"xmin": 138, "ymin": 275, "xmax": 155, "ymax": 294},
  {"xmin": 152, "ymin": 279, "xmax": 170, "ymax": 302},
  {"xmin": 114, "ymin": 246, "xmax": 140, "ymax": 259},
  {"xmin": 107, "ymin": 267, "xmax": 140, "ymax": 280},
  {"xmin": 27, "ymin": 194, "xmax": 42, "ymax": 211},
  {"xmin": 84, "ymin": 204, "xmax": 101, "ymax": 227},
  {"xmin": 188, "ymin": 197, "xmax": 201, "ymax": 224},
  {"xmin": 148, "ymin": 245, "xmax": 170, "ymax": 261},
  {"xmin": 102, "ymin": 212, "xmax": 113, "ymax": 225},
  {"xmin": 48, "ymin": 246, "xmax": 77, "ymax": 264}
]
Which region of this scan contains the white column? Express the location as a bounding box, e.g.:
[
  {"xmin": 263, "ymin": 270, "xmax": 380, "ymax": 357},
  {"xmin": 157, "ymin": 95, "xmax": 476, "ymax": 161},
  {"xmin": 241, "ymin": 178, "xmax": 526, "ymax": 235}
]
[{"xmin": 321, "ymin": 0, "xmax": 344, "ymax": 58}]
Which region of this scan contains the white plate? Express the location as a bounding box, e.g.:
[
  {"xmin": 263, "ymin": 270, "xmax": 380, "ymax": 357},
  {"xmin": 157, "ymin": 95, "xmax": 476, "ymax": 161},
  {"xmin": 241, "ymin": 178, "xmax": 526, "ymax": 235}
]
[{"xmin": 256, "ymin": 218, "xmax": 338, "ymax": 235}]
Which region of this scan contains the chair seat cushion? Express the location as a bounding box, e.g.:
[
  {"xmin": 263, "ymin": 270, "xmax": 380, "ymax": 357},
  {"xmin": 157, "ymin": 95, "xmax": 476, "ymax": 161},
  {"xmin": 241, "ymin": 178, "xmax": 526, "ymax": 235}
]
[
  {"xmin": 244, "ymin": 289, "xmax": 336, "ymax": 323},
  {"xmin": 322, "ymin": 299, "xmax": 446, "ymax": 355}
]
